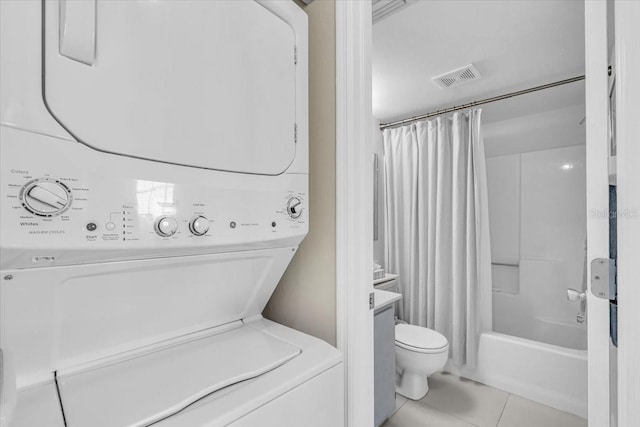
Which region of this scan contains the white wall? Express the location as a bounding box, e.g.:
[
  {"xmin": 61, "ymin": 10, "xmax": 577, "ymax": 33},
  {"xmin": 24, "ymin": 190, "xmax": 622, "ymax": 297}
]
[
  {"xmin": 483, "ymin": 104, "xmax": 586, "ymax": 157},
  {"xmin": 264, "ymin": 0, "xmax": 337, "ymax": 346}
]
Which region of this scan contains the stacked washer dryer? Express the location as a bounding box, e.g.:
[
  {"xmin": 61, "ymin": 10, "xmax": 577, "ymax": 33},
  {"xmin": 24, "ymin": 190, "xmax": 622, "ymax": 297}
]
[{"xmin": 0, "ymin": 1, "xmax": 344, "ymax": 426}]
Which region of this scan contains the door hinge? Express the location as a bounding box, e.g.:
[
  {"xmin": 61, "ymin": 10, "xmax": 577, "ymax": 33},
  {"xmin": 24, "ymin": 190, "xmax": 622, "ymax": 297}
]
[
  {"xmin": 591, "ymin": 258, "xmax": 616, "ymax": 300},
  {"xmin": 294, "ymin": 45, "xmax": 298, "ymax": 65},
  {"xmin": 369, "ymin": 292, "xmax": 375, "ymax": 310},
  {"xmin": 294, "ymin": 123, "xmax": 297, "ymax": 143}
]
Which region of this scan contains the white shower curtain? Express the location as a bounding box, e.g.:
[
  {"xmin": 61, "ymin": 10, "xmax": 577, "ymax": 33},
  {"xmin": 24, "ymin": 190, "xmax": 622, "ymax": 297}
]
[{"xmin": 383, "ymin": 110, "xmax": 492, "ymax": 367}]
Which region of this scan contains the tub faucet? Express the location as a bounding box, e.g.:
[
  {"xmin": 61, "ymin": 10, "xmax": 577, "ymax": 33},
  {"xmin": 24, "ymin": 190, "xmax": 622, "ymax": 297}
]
[{"xmin": 567, "ymin": 288, "xmax": 586, "ymax": 323}]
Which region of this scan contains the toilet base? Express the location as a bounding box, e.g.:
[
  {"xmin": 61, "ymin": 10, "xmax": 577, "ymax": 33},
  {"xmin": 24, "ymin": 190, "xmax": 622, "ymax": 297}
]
[{"xmin": 396, "ymin": 371, "xmax": 429, "ymax": 400}]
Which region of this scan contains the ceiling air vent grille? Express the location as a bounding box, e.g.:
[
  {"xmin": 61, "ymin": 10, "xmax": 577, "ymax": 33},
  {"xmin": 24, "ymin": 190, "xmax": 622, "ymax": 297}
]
[
  {"xmin": 372, "ymin": 0, "xmax": 416, "ymax": 24},
  {"xmin": 432, "ymin": 64, "xmax": 482, "ymax": 89}
]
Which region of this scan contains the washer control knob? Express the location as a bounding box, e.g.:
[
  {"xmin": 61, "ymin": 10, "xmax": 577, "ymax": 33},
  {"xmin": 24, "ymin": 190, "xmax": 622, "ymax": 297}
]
[
  {"xmin": 20, "ymin": 178, "xmax": 72, "ymax": 217},
  {"xmin": 155, "ymin": 216, "xmax": 179, "ymax": 237},
  {"xmin": 286, "ymin": 197, "xmax": 303, "ymax": 219},
  {"xmin": 189, "ymin": 216, "xmax": 210, "ymax": 236}
]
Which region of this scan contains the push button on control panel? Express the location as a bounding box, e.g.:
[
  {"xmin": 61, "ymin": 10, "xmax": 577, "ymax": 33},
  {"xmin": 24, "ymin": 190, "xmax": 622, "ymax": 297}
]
[{"xmin": 154, "ymin": 216, "xmax": 179, "ymax": 237}]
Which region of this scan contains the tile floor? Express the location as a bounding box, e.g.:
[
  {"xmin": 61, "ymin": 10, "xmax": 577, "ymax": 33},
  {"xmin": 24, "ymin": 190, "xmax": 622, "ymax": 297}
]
[{"xmin": 383, "ymin": 372, "xmax": 587, "ymax": 427}]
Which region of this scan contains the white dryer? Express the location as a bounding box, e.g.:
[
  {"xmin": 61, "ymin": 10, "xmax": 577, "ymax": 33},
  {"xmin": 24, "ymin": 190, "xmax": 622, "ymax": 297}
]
[{"xmin": 0, "ymin": 1, "xmax": 343, "ymax": 426}]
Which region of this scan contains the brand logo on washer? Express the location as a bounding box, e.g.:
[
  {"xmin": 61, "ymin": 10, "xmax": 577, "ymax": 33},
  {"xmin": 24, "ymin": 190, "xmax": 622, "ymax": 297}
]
[{"xmin": 32, "ymin": 256, "xmax": 55, "ymax": 263}]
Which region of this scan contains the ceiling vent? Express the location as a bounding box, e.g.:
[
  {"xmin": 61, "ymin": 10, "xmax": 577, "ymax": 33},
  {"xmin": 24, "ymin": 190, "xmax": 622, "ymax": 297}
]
[
  {"xmin": 432, "ymin": 64, "xmax": 482, "ymax": 89},
  {"xmin": 372, "ymin": 0, "xmax": 416, "ymax": 24}
]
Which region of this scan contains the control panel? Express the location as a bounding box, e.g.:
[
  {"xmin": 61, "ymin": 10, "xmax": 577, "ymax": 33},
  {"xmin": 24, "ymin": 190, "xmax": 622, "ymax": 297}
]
[{"xmin": 0, "ymin": 127, "xmax": 308, "ymax": 269}]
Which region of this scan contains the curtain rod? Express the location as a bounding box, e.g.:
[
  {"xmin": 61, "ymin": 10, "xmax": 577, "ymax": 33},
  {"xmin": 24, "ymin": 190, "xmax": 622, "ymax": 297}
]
[{"xmin": 378, "ymin": 75, "xmax": 585, "ymax": 131}]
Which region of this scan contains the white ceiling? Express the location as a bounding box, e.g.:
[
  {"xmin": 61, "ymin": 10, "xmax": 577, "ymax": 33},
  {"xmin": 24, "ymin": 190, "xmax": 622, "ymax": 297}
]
[{"xmin": 373, "ymin": 0, "xmax": 585, "ymax": 124}]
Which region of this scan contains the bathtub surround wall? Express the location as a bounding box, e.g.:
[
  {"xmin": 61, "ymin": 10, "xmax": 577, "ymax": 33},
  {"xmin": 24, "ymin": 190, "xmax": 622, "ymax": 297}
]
[
  {"xmin": 383, "ymin": 110, "xmax": 492, "ymax": 367},
  {"xmin": 487, "ymin": 145, "xmax": 587, "ymax": 349}
]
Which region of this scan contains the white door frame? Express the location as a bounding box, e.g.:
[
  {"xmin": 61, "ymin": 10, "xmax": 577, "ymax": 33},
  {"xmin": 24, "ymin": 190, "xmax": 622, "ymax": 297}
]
[
  {"xmin": 335, "ymin": 1, "xmax": 374, "ymax": 426},
  {"xmin": 585, "ymin": 1, "xmax": 611, "ymax": 426},
  {"xmin": 614, "ymin": 1, "xmax": 640, "ymax": 424}
]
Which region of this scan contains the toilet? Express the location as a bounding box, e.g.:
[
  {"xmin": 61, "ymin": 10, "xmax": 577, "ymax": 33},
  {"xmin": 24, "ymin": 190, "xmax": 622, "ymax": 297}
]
[
  {"xmin": 373, "ymin": 276, "xmax": 449, "ymax": 400},
  {"xmin": 395, "ymin": 324, "xmax": 449, "ymax": 400}
]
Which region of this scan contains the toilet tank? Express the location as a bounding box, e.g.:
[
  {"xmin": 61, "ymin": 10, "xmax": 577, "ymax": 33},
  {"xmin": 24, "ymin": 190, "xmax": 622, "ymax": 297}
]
[{"xmin": 374, "ymin": 276, "xmax": 399, "ymax": 292}]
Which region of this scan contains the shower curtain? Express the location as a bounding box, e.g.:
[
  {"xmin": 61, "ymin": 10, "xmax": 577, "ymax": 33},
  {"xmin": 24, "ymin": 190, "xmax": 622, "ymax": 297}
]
[{"xmin": 383, "ymin": 110, "xmax": 492, "ymax": 367}]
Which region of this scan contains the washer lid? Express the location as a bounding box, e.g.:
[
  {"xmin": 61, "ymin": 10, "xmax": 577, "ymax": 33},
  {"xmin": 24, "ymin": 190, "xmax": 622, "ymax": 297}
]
[
  {"xmin": 44, "ymin": 0, "xmax": 298, "ymax": 175},
  {"xmin": 57, "ymin": 324, "xmax": 300, "ymax": 427},
  {"xmin": 395, "ymin": 324, "xmax": 448, "ymax": 350}
]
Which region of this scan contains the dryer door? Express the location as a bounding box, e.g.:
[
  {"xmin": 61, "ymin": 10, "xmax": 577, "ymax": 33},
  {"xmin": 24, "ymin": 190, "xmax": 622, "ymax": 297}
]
[{"xmin": 43, "ymin": 0, "xmax": 297, "ymax": 175}]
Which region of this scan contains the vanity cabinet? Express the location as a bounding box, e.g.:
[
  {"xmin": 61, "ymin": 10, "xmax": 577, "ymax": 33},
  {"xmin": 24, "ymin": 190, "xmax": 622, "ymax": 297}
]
[{"xmin": 374, "ymin": 304, "xmax": 396, "ymax": 427}]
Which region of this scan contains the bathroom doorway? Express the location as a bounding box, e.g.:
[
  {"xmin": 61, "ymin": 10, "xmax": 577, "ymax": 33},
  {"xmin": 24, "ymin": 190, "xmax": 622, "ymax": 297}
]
[
  {"xmin": 368, "ymin": 1, "xmax": 614, "ymax": 426},
  {"xmin": 337, "ymin": 1, "xmax": 640, "ymax": 425}
]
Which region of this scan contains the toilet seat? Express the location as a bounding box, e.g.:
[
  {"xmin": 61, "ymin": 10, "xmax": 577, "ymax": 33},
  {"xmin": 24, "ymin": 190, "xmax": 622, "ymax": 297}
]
[{"xmin": 395, "ymin": 324, "xmax": 449, "ymax": 354}]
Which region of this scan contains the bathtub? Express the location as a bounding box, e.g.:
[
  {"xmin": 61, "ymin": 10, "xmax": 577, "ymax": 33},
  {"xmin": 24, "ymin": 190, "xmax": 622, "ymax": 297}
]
[{"xmin": 445, "ymin": 332, "xmax": 587, "ymax": 418}]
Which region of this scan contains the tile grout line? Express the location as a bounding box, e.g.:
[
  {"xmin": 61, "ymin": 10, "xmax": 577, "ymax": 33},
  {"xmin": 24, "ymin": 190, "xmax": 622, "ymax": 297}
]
[
  {"xmin": 394, "ymin": 396, "xmax": 408, "ymax": 415},
  {"xmin": 415, "ymin": 400, "xmax": 481, "ymax": 427},
  {"xmin": 495, "ymin": 393, "xmax": 512, "ymax": 427}
]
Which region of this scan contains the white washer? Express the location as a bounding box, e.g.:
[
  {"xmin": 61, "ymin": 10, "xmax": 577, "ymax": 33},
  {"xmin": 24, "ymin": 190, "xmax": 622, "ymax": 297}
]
[{"xmin": 0, "ymin": 1, "xmax": 343, "ymax": 426}]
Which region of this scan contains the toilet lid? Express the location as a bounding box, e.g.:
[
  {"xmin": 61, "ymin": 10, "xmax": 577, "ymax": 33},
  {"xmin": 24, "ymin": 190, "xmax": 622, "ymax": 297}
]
[{"xmin": 395, "ymin": 324, "xmax": 448, "ymax": 350}]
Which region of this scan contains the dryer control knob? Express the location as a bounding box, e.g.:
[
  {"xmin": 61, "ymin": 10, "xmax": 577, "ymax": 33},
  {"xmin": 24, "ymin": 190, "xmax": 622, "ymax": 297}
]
[
  {"xmin": 286, "ymin": 197, "xmax": 303, "ymax": 219},
  {"xmin": 189, "ymin": 216, "xmax": 210, "ymax": 236},
  {"xmin": 155, "ymin": 216, "xmax": 179, "ymax": 237},
  {"xmin": 20, "ymin": 178, "xmax": 72, "ymax": 217}
]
